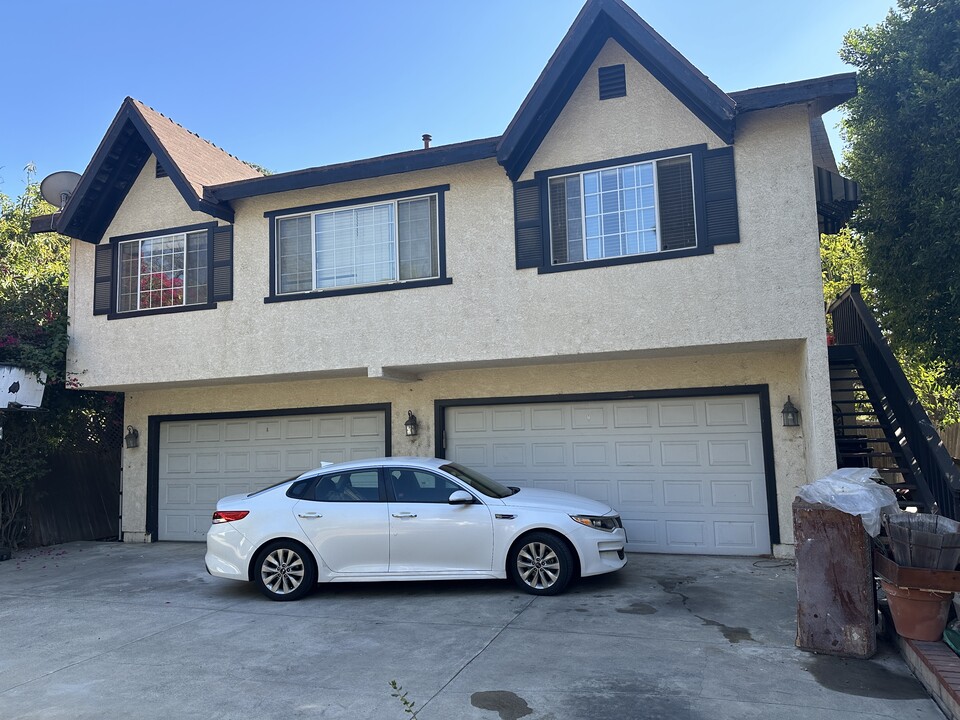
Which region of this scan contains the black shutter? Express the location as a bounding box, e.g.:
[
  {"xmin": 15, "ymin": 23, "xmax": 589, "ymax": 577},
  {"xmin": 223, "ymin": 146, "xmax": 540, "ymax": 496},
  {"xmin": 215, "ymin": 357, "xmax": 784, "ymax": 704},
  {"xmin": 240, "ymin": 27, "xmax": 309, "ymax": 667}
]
[
  {"xmin": 514, "ymin": 180, "xmax": 543, "ymax": 269},
  {"xmin": 212, "ymin": 225, "xmax": 234, "ymax": 302},
  {"xmin": 702, "ymin": 147, "xmax": 740, "ymax": 246},
  {"xmin": 93, "ymin": 243, "xmax": 114, "ymax": 315}
]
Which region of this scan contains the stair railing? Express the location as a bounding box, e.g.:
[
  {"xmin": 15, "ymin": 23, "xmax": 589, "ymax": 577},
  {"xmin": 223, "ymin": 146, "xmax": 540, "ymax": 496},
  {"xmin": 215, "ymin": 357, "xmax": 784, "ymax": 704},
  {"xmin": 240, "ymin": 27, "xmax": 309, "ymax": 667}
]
[{"xmin": 828, "ymin": 285, "xmax": 960, "ymax": 518}]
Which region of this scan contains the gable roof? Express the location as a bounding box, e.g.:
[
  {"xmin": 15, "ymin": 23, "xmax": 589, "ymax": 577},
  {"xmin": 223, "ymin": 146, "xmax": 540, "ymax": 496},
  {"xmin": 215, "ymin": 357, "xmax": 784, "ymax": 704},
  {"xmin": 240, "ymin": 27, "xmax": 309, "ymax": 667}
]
[
  {"xmin": 52, "ymin": 98, "xmax": 262, "ymax": 243},
  {"xmin": 497, "ymin": 0, "xmax": 737, "ymax": 181}
]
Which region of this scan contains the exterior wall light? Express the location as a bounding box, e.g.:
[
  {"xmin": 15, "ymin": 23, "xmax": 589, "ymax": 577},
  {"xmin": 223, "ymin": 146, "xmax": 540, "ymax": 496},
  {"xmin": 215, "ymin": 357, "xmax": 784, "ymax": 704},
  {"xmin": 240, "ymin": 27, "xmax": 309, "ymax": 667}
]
[
  {"xmin": 404, "ymin": 411, "xmax": 419, "ymax": 438},
  {"xmin": 782, "ymin": 397, "xmax": 801, "ymax": 427},
  {"xmin": 125, "ymin": 425, "xmax": 140, "ymax": 448}
]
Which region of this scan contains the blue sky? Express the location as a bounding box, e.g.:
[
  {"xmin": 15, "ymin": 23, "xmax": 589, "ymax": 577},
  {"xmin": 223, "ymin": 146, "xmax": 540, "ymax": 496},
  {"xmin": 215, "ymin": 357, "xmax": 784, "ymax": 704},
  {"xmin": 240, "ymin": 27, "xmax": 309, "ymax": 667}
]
[{"xmin": 0, "ymin": 0, "xmax": 891, "ymax": 199}]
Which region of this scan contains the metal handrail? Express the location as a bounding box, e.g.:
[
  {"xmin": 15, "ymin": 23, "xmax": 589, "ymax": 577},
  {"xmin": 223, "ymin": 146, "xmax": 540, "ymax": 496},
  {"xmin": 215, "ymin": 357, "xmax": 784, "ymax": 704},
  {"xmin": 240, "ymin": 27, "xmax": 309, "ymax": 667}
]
[{"xmin": 828, "ymin": 285, "xmax": 960, "ymax": 518}]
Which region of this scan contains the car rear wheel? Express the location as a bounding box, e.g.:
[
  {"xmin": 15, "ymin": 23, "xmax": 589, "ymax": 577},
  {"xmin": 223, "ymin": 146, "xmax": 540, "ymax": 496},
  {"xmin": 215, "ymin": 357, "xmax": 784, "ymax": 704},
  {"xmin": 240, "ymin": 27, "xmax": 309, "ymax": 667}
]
[
  {"xmin": 508, "ymin": 532, "xmax": 574, "ymax": 596},
  {"xmin": 253, "ymin": 540, "xmax": 317, "ymax": 601}
]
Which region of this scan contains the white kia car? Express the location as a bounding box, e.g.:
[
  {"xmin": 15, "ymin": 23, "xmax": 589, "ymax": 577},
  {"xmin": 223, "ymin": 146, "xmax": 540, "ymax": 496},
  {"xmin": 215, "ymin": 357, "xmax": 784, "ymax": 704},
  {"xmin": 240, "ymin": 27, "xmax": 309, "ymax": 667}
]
[{"xmin": 206, "ymin": 457, "xmax": 627, "ymax": 600}]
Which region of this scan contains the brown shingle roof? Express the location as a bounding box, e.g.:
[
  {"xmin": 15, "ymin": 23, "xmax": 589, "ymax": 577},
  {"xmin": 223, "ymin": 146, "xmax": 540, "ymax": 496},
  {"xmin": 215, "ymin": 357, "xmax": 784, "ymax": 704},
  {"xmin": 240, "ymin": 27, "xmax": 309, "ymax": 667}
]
[{"xmin": 130, "ymin": 98, "xmax": 262, "ymax": 195}]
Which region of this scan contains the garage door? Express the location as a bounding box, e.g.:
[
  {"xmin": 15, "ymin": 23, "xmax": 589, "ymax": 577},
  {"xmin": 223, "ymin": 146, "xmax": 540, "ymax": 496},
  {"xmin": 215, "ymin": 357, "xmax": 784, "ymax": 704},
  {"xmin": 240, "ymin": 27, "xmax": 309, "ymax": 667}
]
[
  {"xmin": 158, "ymin": 410, "xmax": 386, "ymax": 541},
  {"xmin": 444, "ymin": 395, "xmax": 770, "ymax": 555}
]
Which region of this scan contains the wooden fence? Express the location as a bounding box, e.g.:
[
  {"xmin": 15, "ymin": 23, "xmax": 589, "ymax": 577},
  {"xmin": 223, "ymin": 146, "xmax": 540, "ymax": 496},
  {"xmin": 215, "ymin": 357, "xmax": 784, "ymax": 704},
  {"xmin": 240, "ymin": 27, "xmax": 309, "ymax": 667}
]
[
  {"xmin": 943, "ymin": 424, "xmax": 960, "ymax": 462},
  {"xmin": 27, "ymin": 448, "xmax": 121, "ymax": 546}
]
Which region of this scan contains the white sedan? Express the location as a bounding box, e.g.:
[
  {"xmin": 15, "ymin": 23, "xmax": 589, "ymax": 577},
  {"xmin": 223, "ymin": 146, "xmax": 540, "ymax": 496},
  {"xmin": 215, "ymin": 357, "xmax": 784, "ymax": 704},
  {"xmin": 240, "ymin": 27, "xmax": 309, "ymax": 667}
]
[{"xmin": 206, "ymin": 457, "xmax": 627, "ymax": 600}]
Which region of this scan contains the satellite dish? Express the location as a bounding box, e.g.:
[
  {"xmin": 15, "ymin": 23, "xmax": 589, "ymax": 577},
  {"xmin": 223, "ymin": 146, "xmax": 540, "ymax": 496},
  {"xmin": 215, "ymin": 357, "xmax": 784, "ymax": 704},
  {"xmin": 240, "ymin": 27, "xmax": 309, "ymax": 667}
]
[{"xmin": 40, "ymin": 171, "xmax": 81, "ymax": 208}]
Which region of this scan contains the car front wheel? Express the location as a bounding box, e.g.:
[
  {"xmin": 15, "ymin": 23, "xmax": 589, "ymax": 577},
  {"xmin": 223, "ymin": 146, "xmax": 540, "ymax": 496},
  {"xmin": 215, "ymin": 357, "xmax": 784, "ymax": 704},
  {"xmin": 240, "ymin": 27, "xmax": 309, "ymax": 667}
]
[
  {"xmin": 508, "ymin": 532, "xmax": 574, "ymax": 596},
  {"xmin": 253, "ymin": 540, "xmax": 317, "ymax": 601}
]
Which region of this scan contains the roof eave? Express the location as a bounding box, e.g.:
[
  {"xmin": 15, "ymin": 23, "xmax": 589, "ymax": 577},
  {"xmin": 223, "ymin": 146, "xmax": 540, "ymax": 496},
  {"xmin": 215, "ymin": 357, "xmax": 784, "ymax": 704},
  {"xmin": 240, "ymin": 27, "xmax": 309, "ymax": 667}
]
[
  {"xmin": 207, "ymin": 137, "xmax": 501, "ymax": 202},
  {"xmin": 731, "ymin": 72, "xmax": 857, "ymax": 116}
]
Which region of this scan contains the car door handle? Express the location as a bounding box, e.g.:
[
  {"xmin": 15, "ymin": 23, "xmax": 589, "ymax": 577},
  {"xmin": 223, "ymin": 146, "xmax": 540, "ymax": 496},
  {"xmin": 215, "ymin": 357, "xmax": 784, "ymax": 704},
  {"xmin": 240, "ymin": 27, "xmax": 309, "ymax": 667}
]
[
  {"xmin": 392, "ymin": 512, "xmax": 418, "ymax": 519},
  {"xmin": 298, "ymin": 512, "xmax": 322, "ymax": 519}
]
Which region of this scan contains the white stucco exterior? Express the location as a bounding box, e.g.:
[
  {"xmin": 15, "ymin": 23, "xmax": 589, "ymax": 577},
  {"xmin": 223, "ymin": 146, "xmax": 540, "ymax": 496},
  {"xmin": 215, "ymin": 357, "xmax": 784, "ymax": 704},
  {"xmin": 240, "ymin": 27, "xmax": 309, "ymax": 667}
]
[{"xmin": 64, "ymin": 31, "xmax": 838, "ymax": 554}]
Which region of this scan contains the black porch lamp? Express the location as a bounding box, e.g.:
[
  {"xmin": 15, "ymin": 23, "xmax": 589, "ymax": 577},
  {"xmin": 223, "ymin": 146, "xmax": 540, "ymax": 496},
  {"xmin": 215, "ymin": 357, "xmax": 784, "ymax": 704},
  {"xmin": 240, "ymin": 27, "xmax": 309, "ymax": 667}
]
[
  {"xmin": 125, "ymin": 425, "xmax": 140, "ymax": 448},
  {"xmin": 404, "ymin": 411, "xmax": 419, "ymax": 437},
  {"xmin": 781, "ymin": 397, "xmax": 801, "ymax": 427}
]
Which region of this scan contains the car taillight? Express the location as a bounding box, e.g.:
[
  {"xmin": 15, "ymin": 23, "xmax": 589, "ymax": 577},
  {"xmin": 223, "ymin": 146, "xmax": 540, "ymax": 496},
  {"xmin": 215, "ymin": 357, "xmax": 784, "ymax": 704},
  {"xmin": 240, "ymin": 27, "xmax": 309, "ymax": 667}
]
[{"xmin": 212, "ymin": 510, "xmax": 249, "ymax": 524}]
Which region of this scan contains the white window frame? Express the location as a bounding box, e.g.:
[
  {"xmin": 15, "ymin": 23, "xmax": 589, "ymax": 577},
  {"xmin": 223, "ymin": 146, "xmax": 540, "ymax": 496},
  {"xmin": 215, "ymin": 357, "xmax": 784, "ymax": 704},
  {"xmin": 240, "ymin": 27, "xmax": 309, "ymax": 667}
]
[
  {"xmin": 547, "ymin": 152, "xmax": 697, "ymax": 265},
  {"xmin": 116, "ymin": 230, "xmax": 208, "ymax": 313},
  {"xmin": 275, "ymin": 193, "xmax": 440, "ymax": 295}
]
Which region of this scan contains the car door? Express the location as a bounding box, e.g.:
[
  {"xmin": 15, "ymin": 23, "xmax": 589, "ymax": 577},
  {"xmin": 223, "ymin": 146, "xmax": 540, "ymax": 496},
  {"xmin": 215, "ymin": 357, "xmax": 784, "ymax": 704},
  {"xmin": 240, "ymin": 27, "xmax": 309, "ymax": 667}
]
[
  {"xmin": 293, "ymin": 468, "xmax": 389, "ymax": 573},
  {"xmin": 386, "ymin": 467, "xmax": 494, "ymax": 573}
]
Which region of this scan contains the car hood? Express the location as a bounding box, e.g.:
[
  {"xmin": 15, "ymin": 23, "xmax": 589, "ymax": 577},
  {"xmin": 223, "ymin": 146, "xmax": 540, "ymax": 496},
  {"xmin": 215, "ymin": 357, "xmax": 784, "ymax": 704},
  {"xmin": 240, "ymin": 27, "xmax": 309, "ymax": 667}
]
[{"xmin": 500, "ymin": 487, "xmax": 616, "ymax": 515}]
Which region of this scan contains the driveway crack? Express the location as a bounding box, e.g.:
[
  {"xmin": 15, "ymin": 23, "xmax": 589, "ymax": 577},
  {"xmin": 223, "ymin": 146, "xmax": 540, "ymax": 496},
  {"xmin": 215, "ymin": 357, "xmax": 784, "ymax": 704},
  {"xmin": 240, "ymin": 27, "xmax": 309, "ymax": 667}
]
[{"xmin": 413, "ymin": 594, "xmax": 537, "ymax": 717}]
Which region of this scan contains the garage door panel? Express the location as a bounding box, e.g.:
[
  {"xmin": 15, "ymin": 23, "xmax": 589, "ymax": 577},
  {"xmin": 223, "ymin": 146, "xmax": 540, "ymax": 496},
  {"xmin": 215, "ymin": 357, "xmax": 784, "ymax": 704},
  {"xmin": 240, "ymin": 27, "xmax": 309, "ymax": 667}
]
[
  {"xmin": 166, "ymin": 453, "xmax": 191, "ymax": 473},
  {"xmin": 285, "ymin": 418, "xmax": 315, "ymax": 439},
  {"xmin": 159, "ymin": 410, "xmax": 386, "ymax": 541},
  {"xmin": 705, "ymin": 399, "xmax": 751, "ymax": 427},
  {"xmin": 613, "ymin": 404, "xmax": 652, "ymax": 428},
  {"xmin": 658, "ymin": 402, "xmax": 699, "ymax": 427},
  {"xmin": 531, "ymin": 407, "xmax": 564, "ymax": 430},
  {"xmin": 445, "ymin": 396, "xmax": 771, "ymax": 556},
  {"xmin": 195, "ymin": 423, "xmax": 221, "ymax": 442},
  {"xmin": 660, "ymin": 441, "xmax": 700, "ymax": 465}
]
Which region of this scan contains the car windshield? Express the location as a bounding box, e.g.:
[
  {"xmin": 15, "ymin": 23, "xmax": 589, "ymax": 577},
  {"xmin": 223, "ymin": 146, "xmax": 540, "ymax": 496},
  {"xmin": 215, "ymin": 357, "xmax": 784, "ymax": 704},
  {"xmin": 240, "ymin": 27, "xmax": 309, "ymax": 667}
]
[{"xmin": 441, "ymin": 463, "xmax": 516, "ymax": 499}]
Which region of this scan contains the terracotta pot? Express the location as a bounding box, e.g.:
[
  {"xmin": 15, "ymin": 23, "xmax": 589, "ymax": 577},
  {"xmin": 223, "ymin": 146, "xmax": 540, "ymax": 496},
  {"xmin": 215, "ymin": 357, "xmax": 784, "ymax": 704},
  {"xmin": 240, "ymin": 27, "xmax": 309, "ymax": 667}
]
[{"xmin": 881, "ymin": 579, "xmax": 953, "ymax": 641}]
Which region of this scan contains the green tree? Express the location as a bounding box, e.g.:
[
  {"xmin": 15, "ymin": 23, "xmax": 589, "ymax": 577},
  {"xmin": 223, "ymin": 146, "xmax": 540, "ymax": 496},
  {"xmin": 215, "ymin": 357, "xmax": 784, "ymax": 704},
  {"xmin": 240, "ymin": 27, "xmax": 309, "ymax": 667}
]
[
  {"xmin": 821, "ymin": 229, "xmax": 959, "ymax": 426},
  {"xmin": 840, "ymin": 0, "xmax": 960, "ymax": 387},
  {"xmin": 0, "ymin": 168, "xmax": 121, "ymax": 548}
]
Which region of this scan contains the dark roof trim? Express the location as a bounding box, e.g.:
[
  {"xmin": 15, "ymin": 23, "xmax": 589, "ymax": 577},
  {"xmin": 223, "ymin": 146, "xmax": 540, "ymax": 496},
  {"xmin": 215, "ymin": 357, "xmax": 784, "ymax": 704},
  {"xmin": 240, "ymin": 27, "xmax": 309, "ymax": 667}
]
[
  {"xmin": 51, "ymin": 98, "xmax": 233, "ymax": 243},
  {"xmin": 207, "ymin": 138, "xmax": 499, "ymax": 202},
  {"xmin": 497, "ymin": 0, "xmax": 736, "ymax": 181},
  {"xmin": 730, "ymin": 73, "xmax": 857, "ymax": 115}
]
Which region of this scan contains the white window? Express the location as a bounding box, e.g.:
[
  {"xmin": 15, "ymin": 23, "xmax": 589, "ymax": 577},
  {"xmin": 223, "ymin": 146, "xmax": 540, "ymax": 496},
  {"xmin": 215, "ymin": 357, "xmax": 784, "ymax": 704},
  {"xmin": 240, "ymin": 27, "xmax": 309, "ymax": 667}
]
[
  {"xmin": 276, "ymin": 194, "xmax": 439, "ymax": 294},
  {"xmin": 117, "ymin": 230, "xmax": 208, "ymax": 312},
  {"xmin": 548, "ymin": 155, "xmax": 696, "ymax": 265}
]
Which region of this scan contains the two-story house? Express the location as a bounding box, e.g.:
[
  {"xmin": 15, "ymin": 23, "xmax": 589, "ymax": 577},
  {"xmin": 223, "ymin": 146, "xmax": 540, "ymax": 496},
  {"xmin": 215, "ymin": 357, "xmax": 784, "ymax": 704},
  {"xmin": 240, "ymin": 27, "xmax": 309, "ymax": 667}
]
[{"xmin": 38, "ymin": 0, "xmax": 853, "ymax": 556}]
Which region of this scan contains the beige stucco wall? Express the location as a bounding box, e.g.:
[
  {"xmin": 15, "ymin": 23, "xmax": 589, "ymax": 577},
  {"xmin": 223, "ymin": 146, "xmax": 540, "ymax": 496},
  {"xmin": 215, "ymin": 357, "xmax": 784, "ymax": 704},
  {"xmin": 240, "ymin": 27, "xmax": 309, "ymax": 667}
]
[
  {"xmin": 67, "ymin": 36, "xmax": 838, "ymax": 553},
  {"xmin": 121, "ymin": 348, "xmax": 811, "ymax": 551}
]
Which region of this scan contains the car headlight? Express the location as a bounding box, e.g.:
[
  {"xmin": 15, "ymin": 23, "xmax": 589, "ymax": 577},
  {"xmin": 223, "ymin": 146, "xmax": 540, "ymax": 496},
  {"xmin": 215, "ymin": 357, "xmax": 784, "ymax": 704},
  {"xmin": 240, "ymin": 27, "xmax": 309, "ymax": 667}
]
[{"xmin": 570, "ymin": 515, "xmax": 621, "ymax": 532}]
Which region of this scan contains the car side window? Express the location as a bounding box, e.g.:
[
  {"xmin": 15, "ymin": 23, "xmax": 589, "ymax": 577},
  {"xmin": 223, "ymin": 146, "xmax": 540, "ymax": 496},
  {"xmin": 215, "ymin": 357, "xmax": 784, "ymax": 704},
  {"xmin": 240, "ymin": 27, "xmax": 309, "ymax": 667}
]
[
  {"xmin": 388, "ymin": 468, "xmax": 464, "ymax": 503},
  {"xmin": 312, "ymin": 470, "xmax": 382, "ymax": 502}
]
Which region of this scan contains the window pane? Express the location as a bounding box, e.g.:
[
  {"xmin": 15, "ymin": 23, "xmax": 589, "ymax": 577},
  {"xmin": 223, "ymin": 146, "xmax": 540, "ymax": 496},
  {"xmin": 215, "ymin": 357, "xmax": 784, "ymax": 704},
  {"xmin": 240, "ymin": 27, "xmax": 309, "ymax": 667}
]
[
  {"xmin": 388, "ymin": 468, "xmax": 461, "ymax": 503},
  {"xmin": 278, "ymin": 216, "xmax": 313, "ymax": 293},
  {"xmin": 314, "ymin": 471, "xmax": 381, "ymax": 502},
  {"xmin": 398, "ymin": 196, "xmax": 438, "ymax": 280},
  {"xmin": 138, "ymin": 234, "xmax": 184, "ymax": 309},
  {"xmin": 656, "ymin": 156, "xmax": 696, "ymax": 251},
  {"xmin": 550, "ymin": 176, "xmax": 585, "ymax": 264},
  {"xmin": 185, "ymin": 231, "xmax": 208, "ymax": 305},
  {"xmin": 317, "ymin": 204, "xmax": 396, "ymax": 289}
]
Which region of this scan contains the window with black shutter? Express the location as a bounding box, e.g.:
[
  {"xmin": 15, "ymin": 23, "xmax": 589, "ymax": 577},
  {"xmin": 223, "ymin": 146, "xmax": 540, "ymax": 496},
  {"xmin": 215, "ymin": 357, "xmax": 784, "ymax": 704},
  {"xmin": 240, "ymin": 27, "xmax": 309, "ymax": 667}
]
[
  {"xmin": 96, "ymin": 222, "xmax": 229, "ymax": 318},
  {"xmin": 513, "ymin": 144, "xmax": 739, "ymax": 273}
]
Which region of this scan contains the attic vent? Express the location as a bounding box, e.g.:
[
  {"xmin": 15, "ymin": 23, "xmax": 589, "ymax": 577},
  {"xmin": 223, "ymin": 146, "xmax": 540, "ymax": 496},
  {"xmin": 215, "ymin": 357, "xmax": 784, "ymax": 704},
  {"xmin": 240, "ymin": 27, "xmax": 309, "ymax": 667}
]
[
  {"xmin": 598, "ymin": 64, "xmax": 626, "ymax": 100},
  {"xmin": 155, "ymin": 159, "xmax": 168, "ymax": 178}
]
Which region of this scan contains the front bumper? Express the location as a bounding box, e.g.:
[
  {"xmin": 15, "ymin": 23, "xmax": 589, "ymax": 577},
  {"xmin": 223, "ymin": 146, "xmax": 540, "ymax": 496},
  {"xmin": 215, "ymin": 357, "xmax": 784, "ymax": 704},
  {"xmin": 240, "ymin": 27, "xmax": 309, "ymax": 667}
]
[{"xmin": 574, "ymin": 526, "xmax": 628, "ymax": 577}]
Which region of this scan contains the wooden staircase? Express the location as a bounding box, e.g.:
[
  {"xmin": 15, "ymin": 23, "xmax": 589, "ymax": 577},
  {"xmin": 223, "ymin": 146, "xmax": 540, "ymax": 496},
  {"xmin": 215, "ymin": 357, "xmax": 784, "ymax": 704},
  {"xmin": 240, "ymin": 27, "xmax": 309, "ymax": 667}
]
[
  {"xmin": 829, "ymin": 344, "xmax": 933, "ymax": 512},
  {"xmin": 828, "ymin": 286, "xmax": 960, "ymax": 518}
]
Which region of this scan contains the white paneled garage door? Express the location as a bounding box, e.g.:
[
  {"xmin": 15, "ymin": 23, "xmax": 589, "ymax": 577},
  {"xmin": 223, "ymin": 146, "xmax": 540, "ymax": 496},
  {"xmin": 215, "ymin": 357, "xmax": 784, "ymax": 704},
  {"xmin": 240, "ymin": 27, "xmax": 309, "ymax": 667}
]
[
  {"xmin": 158, "ymin": 410, "xmax": 386, "ymax": 541},
  {"xmin": 445, "ymin": 395, "xmax": 770, "ymax": 555}
]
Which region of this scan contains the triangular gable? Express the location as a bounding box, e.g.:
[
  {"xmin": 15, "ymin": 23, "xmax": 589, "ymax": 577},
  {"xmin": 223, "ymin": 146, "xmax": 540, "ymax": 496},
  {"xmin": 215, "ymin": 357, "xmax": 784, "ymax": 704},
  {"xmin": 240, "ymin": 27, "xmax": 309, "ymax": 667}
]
[
  {"xmin": 497, "ymin": 0, "xmax": 736, "ymax": 181},
  {"xmin": 55, "ymin": 98, "xmax": 262, "ymax": 243}
]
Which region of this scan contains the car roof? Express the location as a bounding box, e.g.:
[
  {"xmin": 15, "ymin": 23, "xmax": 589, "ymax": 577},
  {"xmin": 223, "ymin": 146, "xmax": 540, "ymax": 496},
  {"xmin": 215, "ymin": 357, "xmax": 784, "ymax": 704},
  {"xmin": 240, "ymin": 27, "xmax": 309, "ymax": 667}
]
[{"xmin": 302, "ymin": 456, "xmax": 449, "ymax": 477}]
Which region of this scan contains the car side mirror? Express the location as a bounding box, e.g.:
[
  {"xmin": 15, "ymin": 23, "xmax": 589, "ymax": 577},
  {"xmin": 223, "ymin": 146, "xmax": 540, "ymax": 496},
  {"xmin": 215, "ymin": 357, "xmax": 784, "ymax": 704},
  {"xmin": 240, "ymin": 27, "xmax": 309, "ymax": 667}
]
[{"xmin": 448, "ymin": 490, "xmax": 474, "ymax": 505}]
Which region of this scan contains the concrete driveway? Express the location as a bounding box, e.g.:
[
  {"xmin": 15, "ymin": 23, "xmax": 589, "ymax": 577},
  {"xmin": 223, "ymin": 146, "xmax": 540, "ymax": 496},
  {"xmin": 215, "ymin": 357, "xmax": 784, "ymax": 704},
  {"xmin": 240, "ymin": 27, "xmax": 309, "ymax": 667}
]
[{"xmin": 0, "ymin": 541, "xmax": 944, "ymax": 719}]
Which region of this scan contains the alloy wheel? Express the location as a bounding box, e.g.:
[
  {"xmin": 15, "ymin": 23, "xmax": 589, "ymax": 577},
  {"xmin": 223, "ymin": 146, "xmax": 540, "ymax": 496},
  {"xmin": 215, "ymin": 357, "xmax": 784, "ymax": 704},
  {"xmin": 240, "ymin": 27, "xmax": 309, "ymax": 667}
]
[
  {"xmin": 260, "ymin": 547, "xmax": 305, "ymax": 595},
  {"xmin": 516, "ymin": 541, "xmax": 561, "ymax": 590}
]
